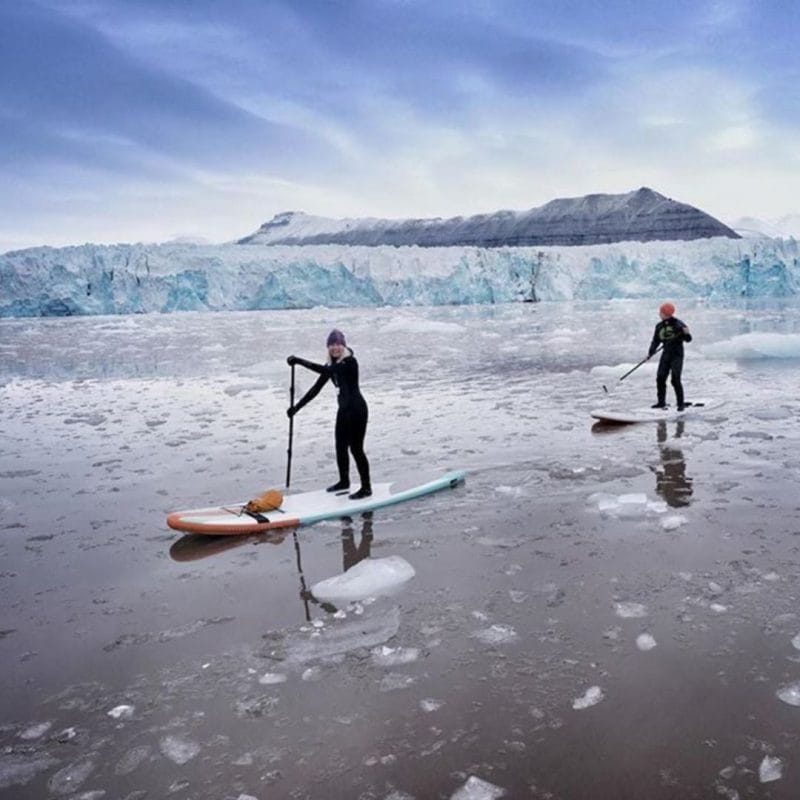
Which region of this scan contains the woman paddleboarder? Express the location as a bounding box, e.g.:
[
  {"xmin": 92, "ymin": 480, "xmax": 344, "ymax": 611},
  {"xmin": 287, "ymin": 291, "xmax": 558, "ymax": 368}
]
[{"xmin": 287, "ymin": 329, "xmax": 372, "ymax": 500}]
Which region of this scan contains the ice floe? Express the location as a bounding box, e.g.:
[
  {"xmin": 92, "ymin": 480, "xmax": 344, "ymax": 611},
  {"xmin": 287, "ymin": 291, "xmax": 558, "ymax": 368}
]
[
  {"xmin": 19, "ymin": 721, "xmax": 52, "ymax": 739},
  {"xmin": 371, "ymin": 645, "xmax": 420, "ymax": 666},
  {"xmin": 107, "ymin": 704, "xmax": 134, "ymax": 719},
  {"xmin": 258, "ymin": 672, "xmax": 288, "ymax": 685},
  {"xmin": 759, "ymin": 754, "xmax": 784, "ymax": 783},
  {"xmin": 614, "ymin": 602, "xmax": 648, "ymax": 618},
  {"xmin": 272, "ymin": 606, "xmax": 401, "ymax": 665},
  {"xmin": 636, "ymin": 633, "xmax": 657, "ymax": 651},
  {"xmin": 450, "ymin": 775, "xmax": 506, "ymax": 799},
  {"xmin": 589, "ymin": 491, "xmax": 667, "ymax": 518},
  {"xmin": 473, "ymin": 624, "xmax": 518, "ymax": 645},
  {"xmin": 572, "ymin": 686, "xmax": 605, "ymax": 710},
  {"xmin": 159, "ymin": 735, "xmax": 200, "ymax": 764},
  {"xmin": 310, "ymin": 556, "xmax": 415, "ymax": 602},
  {"xmin": 776, "ymin": 681, "xmax": 800, "ymax": 706}
]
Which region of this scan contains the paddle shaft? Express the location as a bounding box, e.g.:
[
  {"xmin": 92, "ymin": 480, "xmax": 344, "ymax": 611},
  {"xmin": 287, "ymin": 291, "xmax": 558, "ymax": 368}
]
[
  {"xmin": 604, "ymin": 346, "xmax": 661, "ymax": 392},
  {"xmin": 286, "ymin": 363, "xmax": 295, "ymax": 488},
  {"xmin": 293, "ymin": 529, "xmax": 311, "ymax": 622}
]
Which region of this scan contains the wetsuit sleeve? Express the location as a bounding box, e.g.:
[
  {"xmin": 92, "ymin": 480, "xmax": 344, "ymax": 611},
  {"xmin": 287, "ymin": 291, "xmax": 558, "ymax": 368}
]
[
  {"xmin": 292, "ymin": 371, "xmax": 330, "ymax": 413},
  {"xmin": 679, "ymin": 321, "xmax": 692, "ymax": 343},
  {"xmin": 290, "ymin": 356, "xmax": 327, "ymax": 375},
  {"xmin": 648, "ymin": 324, "xmax": 661, "ymax": 357}
]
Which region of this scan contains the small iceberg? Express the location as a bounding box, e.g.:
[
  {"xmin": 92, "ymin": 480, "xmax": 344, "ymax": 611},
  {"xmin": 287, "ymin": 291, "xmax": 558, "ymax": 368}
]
[
  {"xmin": 759, "ymin": 755, "xmax": 783, "ymax": 783},
  {"xmin": 311, "ymin": 556, "xmax": 415, "ymax": 602},
  {"xmin": 573, "ymin": 686, "xmax": 604, "ymax": 710}
]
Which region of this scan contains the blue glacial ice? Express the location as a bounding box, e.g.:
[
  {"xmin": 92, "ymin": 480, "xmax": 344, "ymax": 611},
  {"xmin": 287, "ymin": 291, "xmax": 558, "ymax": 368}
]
[{"xmin": 1, "ymin": 235, "xmax": 799, "ymax": 317}]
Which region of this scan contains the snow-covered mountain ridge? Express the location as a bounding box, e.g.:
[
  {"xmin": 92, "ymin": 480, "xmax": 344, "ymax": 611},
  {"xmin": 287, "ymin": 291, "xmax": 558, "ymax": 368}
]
[
  {"xmin": 2, "ymin": 236, "xmax": 797, "ymax": 318},
  {"xmin": 239, "ymin": 188, "xmax": 739, "ymax": 247}
]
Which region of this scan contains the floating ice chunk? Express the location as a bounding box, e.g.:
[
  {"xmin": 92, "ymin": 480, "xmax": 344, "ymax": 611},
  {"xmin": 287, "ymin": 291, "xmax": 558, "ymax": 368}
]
[
  {"xmin": 759, "ymin": 755, "xmax": 784, "ymax": 783},
  {"xmin": 595, "ymin": 492, "xmax": 652, "ymax": 518},
  {"xmin": 718, "ymin": 765, "xmax": 736, "ymax": 779},
  {"xmin": 792, "ymin": 633, "xmax": 800, "ymax": 650},
  {"xmin": 302, "ymin": 667, "xmax": 321, "ymax": 681},
  {"xmin": 597, "ymin": 497, "xmax": 620, "ymax": 512},
  {"xmin": 280, "ymin": 607, "xmax": 400, "ymax": 664},
  {"xmin": 259, "ymin": 672, "xmax": 287, "ymax": 685},
  {"xmin": 614, "ymin": 602, "xmax": 648, "ymax": 618},
  {"xmin": 473, "ymin": 624, "xmax": 518, "ymax": 645},
  {"xmin": 237, "ymin": 795, "xmax": 259, "ymax": 800},
  {"xmin": 0, "ymin": 752, "xmax": 59, "ymax": 789},
  {"xmin": 776, "ymin": 682, "xmax": 800, "ymax": 706},
  {"xmin": 47, "ymin": 758, "xmax": 96, "ymax": 795},
  {"xmin": 420, "ymin": 698, "xmax": 443, "ymax": 712},
  {"xmin": 384, "ymin": 790, "xmax": 415, "ymax": 800},
  {"xmin": 450, "ymin": 775, "xmax": 506, "ymax": 799},
  {"xmin": 311, "ymin": 556, "xmax": 415, "ymax": 602},
  {"xmin": 107, "ymin": 704, "xmax": 134, "ymax": 719},
  {"xmin": 495, "ymin": 485, "xmax": 525, "ymax": 497},
  {"xmin": 572, "ymin": 686, "xmax": 604, "ymax": 710},
  {"xmin": 56, "ymin": 727, "xmax": 77, "ymax": 742},
  {"xmin": 636, "ymin": 633, "xmax": 657, "ymax": 651},
  {"xmin": 382, "ymin": 318, "xmax": 465, "ymax": 335},
  {"xmin": 509, "ymin": 590, "xmax": 528, "ymax": 603},
  {"xmin": 19, "ymin": 721, "xmax": 52, "ymax": 739},
  {"xmin": 661, "ymin": 515, "xmax": 686, "ymax": 530},
  {"xmin": 371, "ymin": 645, "xmax": 419, "ymax": 666},
  {"xmin": 115, "ymin": 745, "xmax": 151, "ymax": 775},
  {"xmin": 618, "ymin": 493, "xmax": 648, "ymax": 506},
  {"xmin": 379, "ymin": 673, "xmax": 416, "ymax": 691},
  {"xmin": 710, "ymin": 603, "xmax": 728, "ymax": 613},
  {"xmin": 159, "ymin": 735, "xmax": 200, "ymax": 764}
]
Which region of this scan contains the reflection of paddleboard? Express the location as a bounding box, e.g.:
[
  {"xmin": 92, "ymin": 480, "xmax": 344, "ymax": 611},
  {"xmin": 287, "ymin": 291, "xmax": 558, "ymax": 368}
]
[
  {"xmin": 590, "ymin": 399, "xmax": 723, "ymax": 425},
  {"xmin": 167, "ymin": 470, "xmax": 466, "ymax": 536},
  {"xmin": 169, "ymin": 531, "xmax": 290, "ymax": 561}
]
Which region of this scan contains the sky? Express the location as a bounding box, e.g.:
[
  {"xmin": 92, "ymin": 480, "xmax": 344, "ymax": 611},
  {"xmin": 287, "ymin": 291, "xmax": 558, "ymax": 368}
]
[{"xmin": 1, "ymin": 0, "xmax": 799, "ymax": 251}]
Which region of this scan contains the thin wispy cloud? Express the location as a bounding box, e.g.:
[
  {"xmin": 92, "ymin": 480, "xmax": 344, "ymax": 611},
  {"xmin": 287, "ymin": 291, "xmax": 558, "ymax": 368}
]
[{"xmin": 1, "ymin": 0, "xmax": 798, "ymax": 251}]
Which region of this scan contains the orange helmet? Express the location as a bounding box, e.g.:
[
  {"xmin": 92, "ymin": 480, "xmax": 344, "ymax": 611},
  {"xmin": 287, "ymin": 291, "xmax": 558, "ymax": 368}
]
[{"xmin": 659, "ymin": 302, "xmax": 675, "ymax": 317}]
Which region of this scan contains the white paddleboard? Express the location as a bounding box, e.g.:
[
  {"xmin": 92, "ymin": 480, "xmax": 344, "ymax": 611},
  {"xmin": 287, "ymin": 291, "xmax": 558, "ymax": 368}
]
[
  {"xmin": 590, "ymin": 399, "xmax": 723, "ymax": 424},
  {"xmin": 167, "ymin": 470, "xmax": 466, "ymax": 535}
]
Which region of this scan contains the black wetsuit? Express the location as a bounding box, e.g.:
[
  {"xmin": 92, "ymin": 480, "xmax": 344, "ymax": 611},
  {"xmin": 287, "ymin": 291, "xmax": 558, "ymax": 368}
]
[
  {"xmin": 648, "ymin": 316, "xmax": 692, "ymax": 407},
  {"xmin": 291, "ymin": 350, "xmax": 371, "ymax": 490}
]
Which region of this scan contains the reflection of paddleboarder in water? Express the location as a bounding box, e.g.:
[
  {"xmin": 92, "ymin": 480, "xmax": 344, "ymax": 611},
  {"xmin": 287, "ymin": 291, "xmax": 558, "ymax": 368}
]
[
  {"xmin": 653, "ymin": 420, "xmax": 693, "ymax": 507},
  {"xmin": 298, "ymin": 512, "xmax": 374, "ymax": 618},
  {"xmin": 341, "ymin": 511, "xmax": 373, "ymax": 572}
]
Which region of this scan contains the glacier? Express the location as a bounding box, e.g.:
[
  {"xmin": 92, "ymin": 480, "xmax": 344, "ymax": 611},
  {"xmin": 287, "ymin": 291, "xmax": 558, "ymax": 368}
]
[{"xmin": 1, "ymin": 236, "xmax": 798, "ymax": 318}]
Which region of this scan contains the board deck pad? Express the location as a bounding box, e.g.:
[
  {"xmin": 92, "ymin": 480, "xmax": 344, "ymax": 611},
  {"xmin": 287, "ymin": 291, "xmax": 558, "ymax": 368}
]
[
  {"xmin": 590, "ymin": 399, "xmax": 723, "ymax": 424},
  {"xmin": 167, "ymin": 470, "xmax": 466, "ymax": 535}
]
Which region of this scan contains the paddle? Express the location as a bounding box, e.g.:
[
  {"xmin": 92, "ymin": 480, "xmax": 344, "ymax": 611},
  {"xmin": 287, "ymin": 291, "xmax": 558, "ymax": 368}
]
[
  {"xmin": 602, "ymin": 346, "xmax": 661, "ymax": 394},
  {"xmin": 286, "ymin": 363, "xmax": 295, "ymax": 488}
]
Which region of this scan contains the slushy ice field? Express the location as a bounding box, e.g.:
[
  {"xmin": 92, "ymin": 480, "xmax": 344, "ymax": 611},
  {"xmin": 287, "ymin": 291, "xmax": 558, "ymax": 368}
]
[{"xmin": 2, "ymin": 300, "xmax": 800, "ymax": 799}]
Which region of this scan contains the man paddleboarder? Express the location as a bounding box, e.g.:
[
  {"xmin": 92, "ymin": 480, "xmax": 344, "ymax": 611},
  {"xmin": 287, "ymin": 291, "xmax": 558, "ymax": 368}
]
[{"xmin": 648, "ymin": 302, "xmax": 692, "ymax": 411}]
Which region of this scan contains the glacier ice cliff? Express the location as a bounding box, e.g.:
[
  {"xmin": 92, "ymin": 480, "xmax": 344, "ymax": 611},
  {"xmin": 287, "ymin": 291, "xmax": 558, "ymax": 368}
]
[{"xmin": 0, "ymin": 237, "xmax": 798, "ymax": 318}]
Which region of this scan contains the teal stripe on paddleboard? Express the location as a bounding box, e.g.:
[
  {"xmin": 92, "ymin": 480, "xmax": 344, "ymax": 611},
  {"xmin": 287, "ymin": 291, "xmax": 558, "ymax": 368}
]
[{"xmin": 298, "ymin": 469, "xmax": 466, "ymax": 525}]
